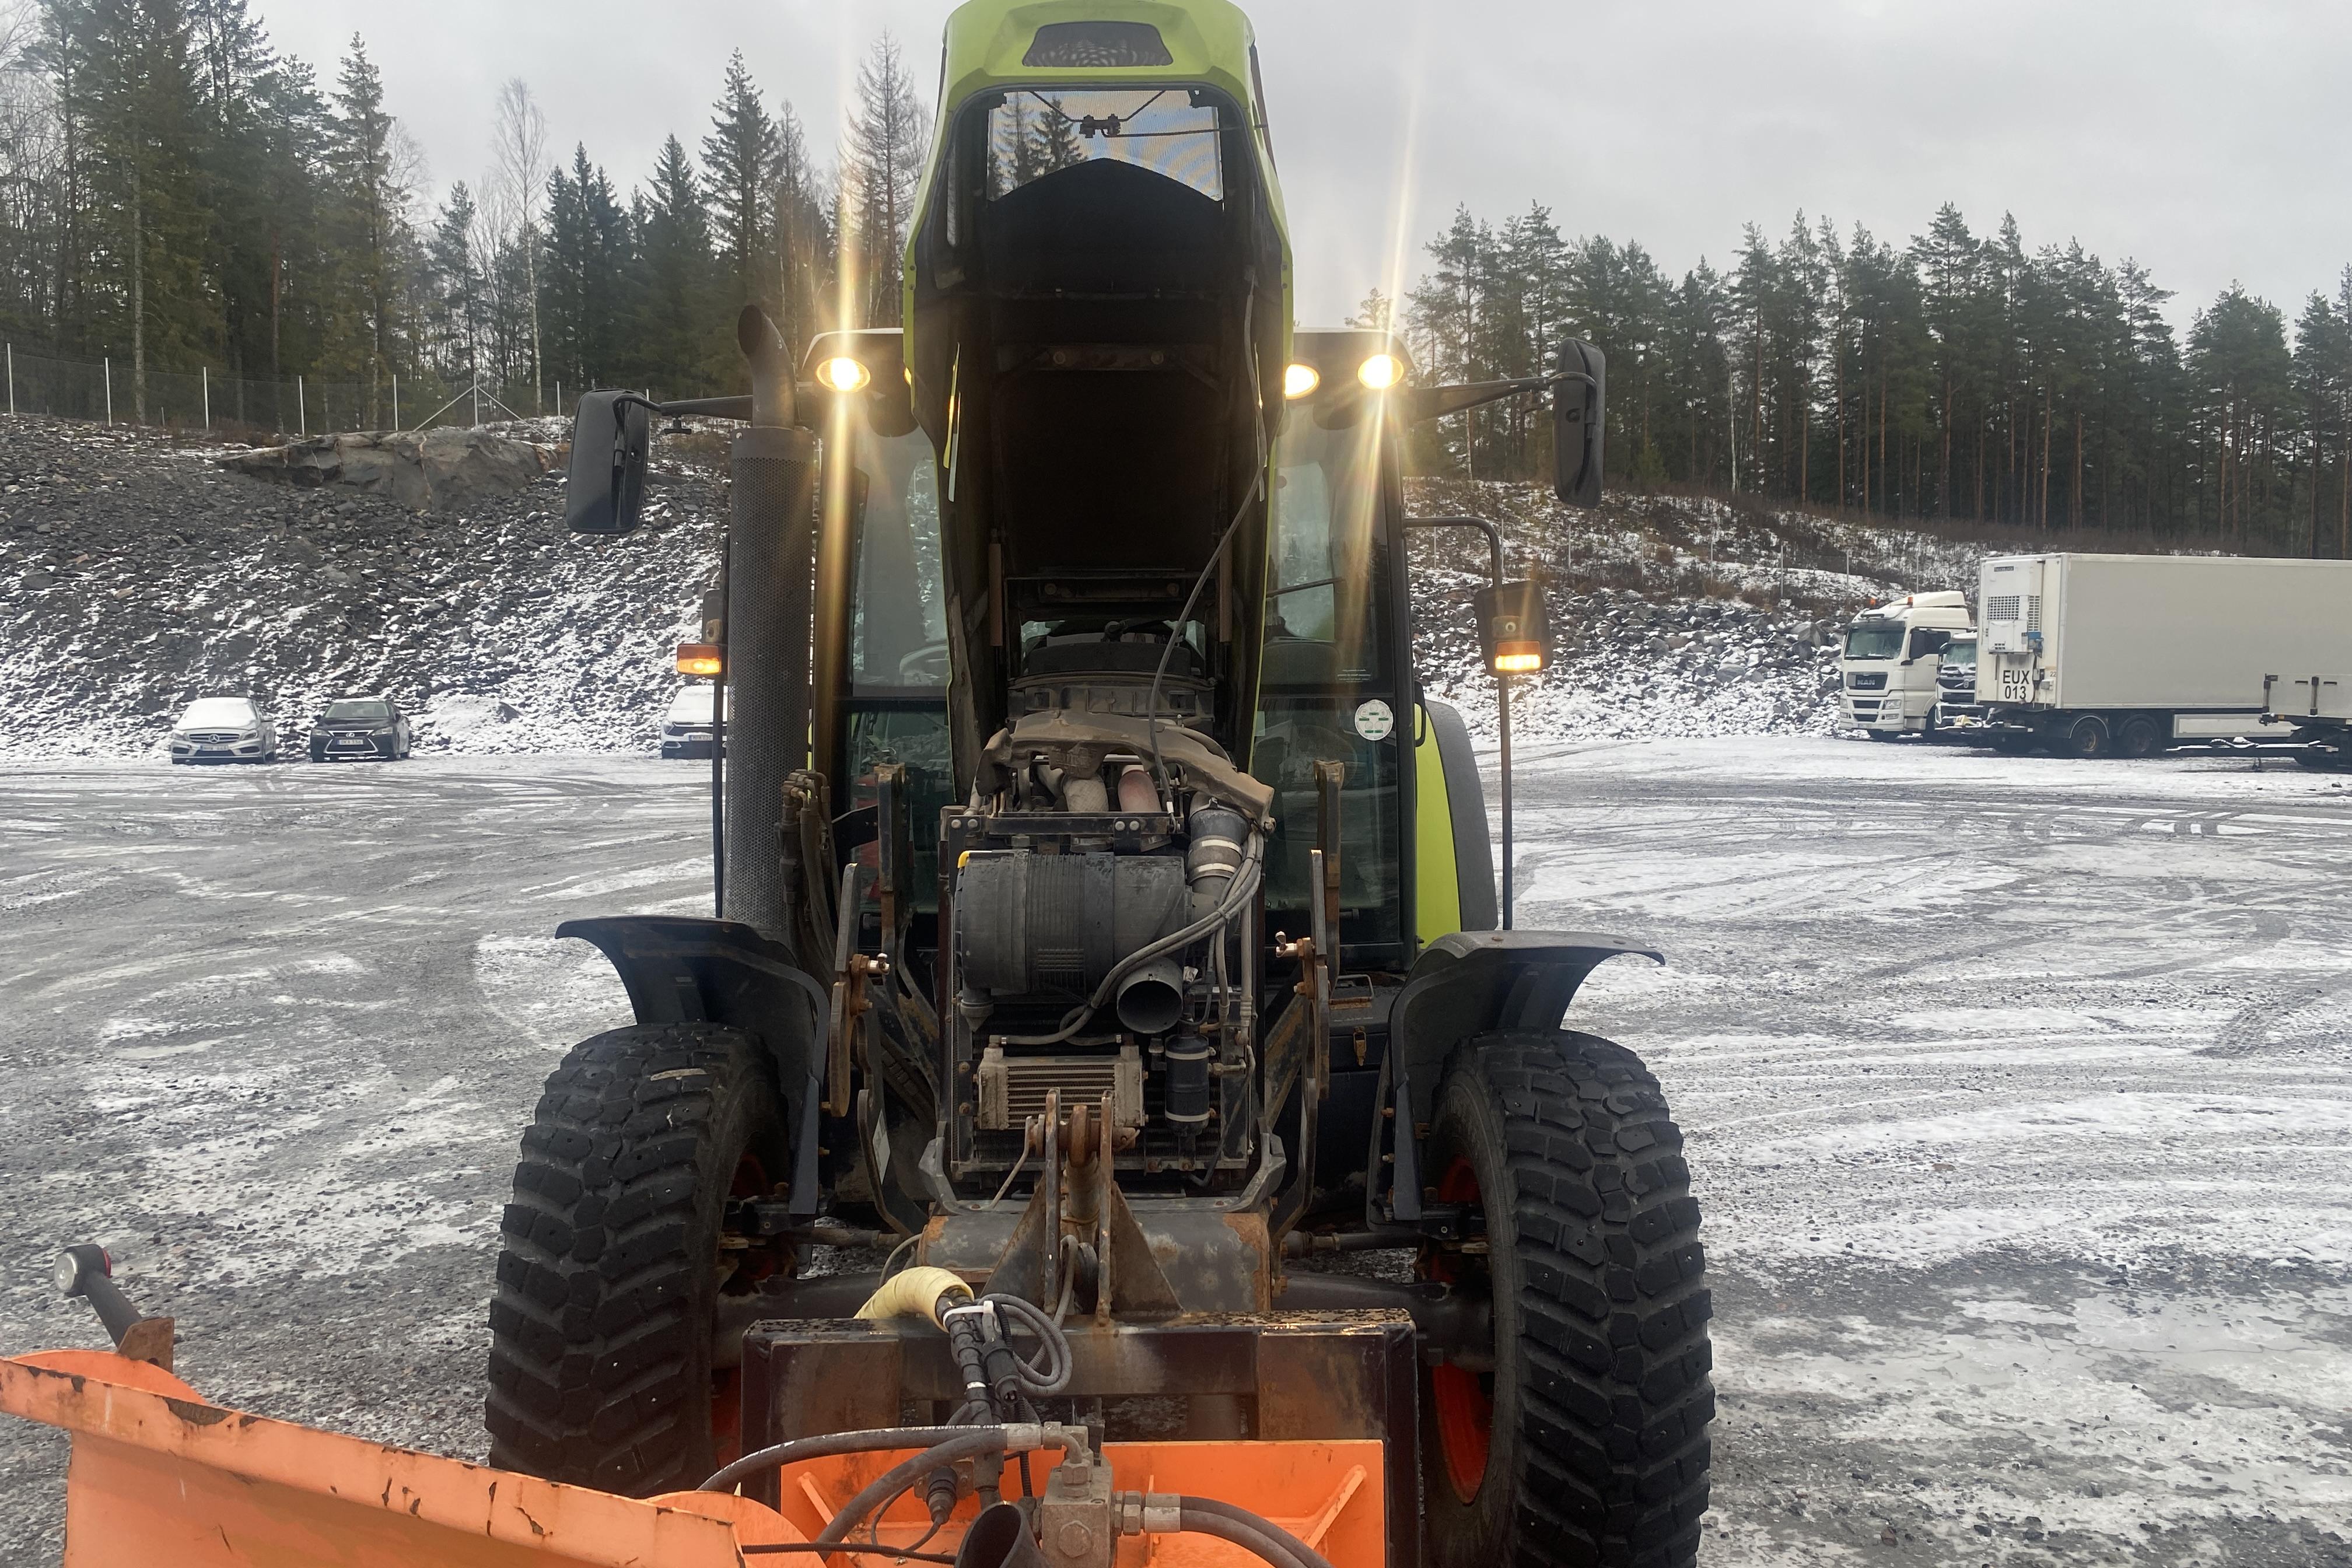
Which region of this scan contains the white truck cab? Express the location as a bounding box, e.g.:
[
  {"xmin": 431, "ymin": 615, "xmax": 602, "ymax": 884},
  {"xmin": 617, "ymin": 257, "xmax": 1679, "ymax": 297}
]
[{"xmin": 1838, "ymin": 591, "xmax": 1973, "ymax": 739}]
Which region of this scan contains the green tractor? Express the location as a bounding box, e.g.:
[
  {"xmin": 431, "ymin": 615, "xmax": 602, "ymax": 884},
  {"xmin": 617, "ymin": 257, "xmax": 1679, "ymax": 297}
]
[{"xmin": 491, "ymin": 5, "xmax": 1712, "ymax": 1565}]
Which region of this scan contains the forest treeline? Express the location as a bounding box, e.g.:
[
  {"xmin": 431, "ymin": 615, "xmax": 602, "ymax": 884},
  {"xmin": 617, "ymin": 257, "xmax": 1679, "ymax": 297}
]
[
  {"xmin": 1, "ymin": 0, "xmax": 2346, "ymax": 555},
  {"xmin": 0, "ymin": 0, "xmax": 926, "ymax": 426},
  {"xmin": 1400, "ymin": 205, "xmax": 2352, "ymax": 557}
]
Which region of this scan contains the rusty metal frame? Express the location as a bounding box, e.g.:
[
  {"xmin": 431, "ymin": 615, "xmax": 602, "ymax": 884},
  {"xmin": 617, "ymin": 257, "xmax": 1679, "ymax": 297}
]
[{"xmin": 741, "ymin": 1308, "xmax": 1421, "ymax": 1568}]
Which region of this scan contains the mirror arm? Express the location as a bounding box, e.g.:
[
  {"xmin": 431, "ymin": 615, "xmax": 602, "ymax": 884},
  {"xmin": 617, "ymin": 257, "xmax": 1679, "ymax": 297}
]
[{"xmin": 1411, "ymin": 369, "xmax": 1596, "ymax": 425}]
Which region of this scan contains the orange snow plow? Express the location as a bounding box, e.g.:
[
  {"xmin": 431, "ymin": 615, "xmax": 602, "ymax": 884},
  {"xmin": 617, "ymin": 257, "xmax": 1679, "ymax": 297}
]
[{"xmin": 1, "ymin": 1343, "xmax": 1384, "ymax": 1567}]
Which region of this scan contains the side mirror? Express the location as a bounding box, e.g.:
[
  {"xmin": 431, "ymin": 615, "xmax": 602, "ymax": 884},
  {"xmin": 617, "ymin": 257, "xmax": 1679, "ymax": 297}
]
[
  {"xmin": 1552, "ymin": 339, "xmax": 1606, "ymax": 509},
  {"xmin": 564, "ymin": 390, "xmax": 650, "ymax": 534}
]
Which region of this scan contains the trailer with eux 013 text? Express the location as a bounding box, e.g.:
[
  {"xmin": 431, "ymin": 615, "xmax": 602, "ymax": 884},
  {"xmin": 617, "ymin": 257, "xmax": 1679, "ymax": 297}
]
[{"xmin": 1973, "ymin": 552, "xmax": 2352, "ymax": 758}]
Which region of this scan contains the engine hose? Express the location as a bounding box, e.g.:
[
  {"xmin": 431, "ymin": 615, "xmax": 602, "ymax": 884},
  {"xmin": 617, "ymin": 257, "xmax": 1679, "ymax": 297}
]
[
  {"xmin": 816, "ymin": 1430, "xmax": 1073, "ymax": 1558},
  {"xmin": 1178, "ymin": 1497, "xmax": 1338, "ymax": 1568},
  {"xmin": 998, "ymin": 842, "xmax": 1264, "ymax": 1046},
  {"xmin": 1174, "ymin": 1506, "xmax": 1315, "ymax": 1568},
  {"xmin": 699, "ymin": 1425, "xmax": 982, "ymax": 1495}
]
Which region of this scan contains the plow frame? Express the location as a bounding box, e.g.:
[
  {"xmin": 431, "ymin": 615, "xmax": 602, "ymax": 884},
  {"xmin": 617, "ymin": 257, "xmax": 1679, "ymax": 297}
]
[{"xmin": 743, "ymin": 1308, "xmax": 1419, "ymax": 1567}]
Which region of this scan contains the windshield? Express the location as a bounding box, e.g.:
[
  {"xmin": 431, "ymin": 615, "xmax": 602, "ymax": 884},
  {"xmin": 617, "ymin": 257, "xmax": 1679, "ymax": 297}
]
[
  {"xmin": 988, "ymin": 88, "xmax": 1224, "ymax": 202},
  {"xmin": 846, "ymin": 423, "xmax": 947, "ymax": 694},
  {"xmin": 666, "ymin": 687, "xmax": 720, "ymax": 724},
  {"xmin": 1265, "ymin": 407, "xmax": 1390, "ymax": 687},
  {"xmin": 322, "ymin": 700, "xmax": 389, "ymax": 722},
  {"xmin": 1943, "ymin": 639, "xmax": 1978, "ymax": 669},
  {"xmin": 180, "ymin": 698, "xmax": 256, "ymax": 727},
  {"xmin": 1843, "ymin": 623, "xmax": 1905, "ymax": 661}
]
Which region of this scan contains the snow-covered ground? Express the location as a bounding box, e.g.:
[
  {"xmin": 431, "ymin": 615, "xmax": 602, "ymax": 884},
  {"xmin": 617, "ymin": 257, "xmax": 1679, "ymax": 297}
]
[{"xmin": 2, "ymin": 740, "xmax": 2347, "ymax": 1563}]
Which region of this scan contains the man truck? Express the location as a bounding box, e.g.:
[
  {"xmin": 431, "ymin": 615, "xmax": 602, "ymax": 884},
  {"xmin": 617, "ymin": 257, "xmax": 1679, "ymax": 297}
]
[
  {"xmin": 1976, "ymin": 552, "xmax": 2352, "ymax": 757},
  {"xmin": 1838, "ymin": 590, "xmax": 1972, "ymax": 739}
]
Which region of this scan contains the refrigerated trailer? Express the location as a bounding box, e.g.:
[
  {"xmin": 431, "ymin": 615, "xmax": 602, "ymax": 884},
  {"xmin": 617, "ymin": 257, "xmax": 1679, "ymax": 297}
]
[
  {"xmin": 2256, "ymin": 672, "xmax": 2352, "ymax": 768},
  {"xmin": 1976, "ymin": 552, "xmax": 2352, "ymax": 757}
]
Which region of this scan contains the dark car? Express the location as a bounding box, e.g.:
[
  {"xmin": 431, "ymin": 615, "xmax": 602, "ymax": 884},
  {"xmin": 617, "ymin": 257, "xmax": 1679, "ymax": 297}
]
[{"xmin": 308, "ymin": 696, "xmax": 412, "ymax": 762}]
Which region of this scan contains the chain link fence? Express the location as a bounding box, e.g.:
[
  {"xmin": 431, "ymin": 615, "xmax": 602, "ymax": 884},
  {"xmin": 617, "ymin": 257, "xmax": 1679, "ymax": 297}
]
[{"xmin": 1, "ymin": 345, "xmax": 548, "ymax": 438}]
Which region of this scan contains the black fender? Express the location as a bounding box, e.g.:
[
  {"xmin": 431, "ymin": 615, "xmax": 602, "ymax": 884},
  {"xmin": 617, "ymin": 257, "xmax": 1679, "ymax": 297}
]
[
  {"xmin": 1392, "ymin": 928, "xmax": 1662, "ymax": 1140},
  {"xmin": 555, "ymin": 914, "xmax": 831, "ymax": 1210}
]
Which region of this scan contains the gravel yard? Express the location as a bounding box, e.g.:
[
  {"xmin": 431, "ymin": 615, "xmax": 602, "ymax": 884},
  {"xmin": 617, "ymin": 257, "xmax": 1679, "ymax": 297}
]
[{"xmin": 1, "ymin": 738, "xmax": 2348, "ymax": 1563}]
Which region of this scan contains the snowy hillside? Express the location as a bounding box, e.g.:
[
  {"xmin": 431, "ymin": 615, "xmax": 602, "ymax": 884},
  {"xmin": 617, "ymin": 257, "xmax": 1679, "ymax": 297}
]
[{"xmin": 0, "ymin": 416, "xmax": 2000, "ymax": 760}]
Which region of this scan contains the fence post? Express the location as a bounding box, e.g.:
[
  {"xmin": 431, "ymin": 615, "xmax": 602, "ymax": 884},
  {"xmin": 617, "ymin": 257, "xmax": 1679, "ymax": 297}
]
[
  {"xmin": 393, "ymin": 374, "xmax": 399, "ymax": 431},
  {"xmin": 471, "ymin": 383, "xmax": 480, "ymax": 428},
  {"xmin": 298, "ymin": 374, "xmax": 305, "ymax": 436},
  {"xmin": 554, "ymin": 380, "xmax": 561, "ymax": 416},
  {"xmin": 5, "ymin": 344, "xmax": 12, "ymax": 416},
  {"xmin": 104, "ymin": 358, "xmax": 113, "ymax": 424},
  {"xmin": 202, "ymin": 366, "xmax": 210, "ymax": 431}
]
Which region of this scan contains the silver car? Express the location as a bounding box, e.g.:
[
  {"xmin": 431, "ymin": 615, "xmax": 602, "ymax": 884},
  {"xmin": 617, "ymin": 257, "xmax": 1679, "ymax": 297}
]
[{"xmin": 168, "ymin": 696, "xmax": 279, "ymax": 764}]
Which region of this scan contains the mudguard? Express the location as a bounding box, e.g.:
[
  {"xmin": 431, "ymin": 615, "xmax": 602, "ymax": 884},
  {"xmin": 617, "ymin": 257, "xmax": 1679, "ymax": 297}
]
[
  {"xmin": 1391, "ymin": 929, "xmax": 1662, "ymax": 1139},
  {"xmin": 555, "ymin": 915, "xmax": 830, "ymax": 1196}
]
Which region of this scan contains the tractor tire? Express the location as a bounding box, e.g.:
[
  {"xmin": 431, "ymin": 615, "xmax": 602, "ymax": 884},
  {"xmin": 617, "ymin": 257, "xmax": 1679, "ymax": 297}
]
[
  {"xmin": 1419, "ymin": 1031, "xmax": 1713, "ymax": 1568},
  {"xmin": 485, "ymin": 1023, "xmax": 789, "ymax": 1496}
]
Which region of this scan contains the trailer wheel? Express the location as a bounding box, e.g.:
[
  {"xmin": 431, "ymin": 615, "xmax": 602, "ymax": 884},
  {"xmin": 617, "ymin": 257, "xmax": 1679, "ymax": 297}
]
[
  {"xmin": 2059, "ymin": 714, "xmax": 2111, "ymax": 758},
  {"xmin": 1419, "ymin": 1032, "xmax": 1712, "ymax": 1568},
  {"xmin": 485, "ymin": 1023, "xmax": 789, "ymax": 1496},
  {"xmin": 2116, "ymin": 716, "xmax": 2163, "ymax": 758}
]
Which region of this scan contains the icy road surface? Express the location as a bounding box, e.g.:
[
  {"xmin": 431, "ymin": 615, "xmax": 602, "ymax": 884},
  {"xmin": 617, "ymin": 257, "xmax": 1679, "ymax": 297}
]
[{"xmin": 2, "ymin": 740, "xmax": 2350, "ymax": 1564}]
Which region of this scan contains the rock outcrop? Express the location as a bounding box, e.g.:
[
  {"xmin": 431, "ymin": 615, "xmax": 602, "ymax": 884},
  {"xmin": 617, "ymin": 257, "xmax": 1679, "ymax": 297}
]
[{"xmin": 217, "ymin": 427, "xmax": 556, "ymax": 511}]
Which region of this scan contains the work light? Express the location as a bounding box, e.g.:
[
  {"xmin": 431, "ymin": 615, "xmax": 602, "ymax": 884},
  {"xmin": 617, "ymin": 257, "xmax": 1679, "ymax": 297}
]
[
  {"xmin": 1283, "ymin": 362, "xmax": 1320, "ymax": 399},
  {"xmin": 1356, "ymin": 352, "xmax": 1404, "ymax": 391},
  {"xmin": 816, "ymin": 356, "xmax": 872, "ymax": 393}
]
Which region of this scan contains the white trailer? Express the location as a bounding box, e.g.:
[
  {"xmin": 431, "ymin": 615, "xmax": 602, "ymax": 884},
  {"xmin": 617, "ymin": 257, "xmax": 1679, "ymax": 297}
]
[{"xmin": 1976, "ymin": 552, "xmax": 2352, "ymax": 757}]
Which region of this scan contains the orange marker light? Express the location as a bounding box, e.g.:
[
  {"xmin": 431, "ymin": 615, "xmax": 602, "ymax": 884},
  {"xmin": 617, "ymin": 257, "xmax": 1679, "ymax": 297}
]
[
  {"xmin": 1493, "ymin": 641, "xmax": 1546, "ymax": 674},
  {"xmin": 676, "ymin": 642, "xmax": 723, "ymax": 677}
]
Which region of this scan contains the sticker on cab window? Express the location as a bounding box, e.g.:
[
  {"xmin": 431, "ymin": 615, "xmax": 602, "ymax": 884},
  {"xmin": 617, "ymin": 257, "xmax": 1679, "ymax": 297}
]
[{"xmin": 1353, "ymin": 699, "xmax": 1395, "ymax": 742}]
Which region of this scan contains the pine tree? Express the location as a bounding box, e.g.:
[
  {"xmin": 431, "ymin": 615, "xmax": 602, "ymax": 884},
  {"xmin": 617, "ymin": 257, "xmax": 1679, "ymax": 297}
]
[
  {"xmin": 424, "ymin": 179, "xmax": 480, "ymax": 388},
  {"xmin": 700, "ymin": 50, "xmax": 776, "ymax": 316},
  {"xmin": 844, "ymin": 30, "xmax": 926, "ymax": 326},
  {"xmin": 324, "ymin": 37, "xmax": 410, "ymax": 425},
  {"xmin": 635, "ymin": 133, "xmax": 714, "ymax": 393},
  {"xmin": 541, "ymin": 141, "xmax": 628, "ymax": 391}
]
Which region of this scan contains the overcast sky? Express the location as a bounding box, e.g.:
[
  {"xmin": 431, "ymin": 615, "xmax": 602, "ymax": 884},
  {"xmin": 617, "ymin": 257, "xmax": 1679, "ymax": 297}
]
[{"xmin": 251, "ymin": 1, "xmax": 2352, "ymax": 334}]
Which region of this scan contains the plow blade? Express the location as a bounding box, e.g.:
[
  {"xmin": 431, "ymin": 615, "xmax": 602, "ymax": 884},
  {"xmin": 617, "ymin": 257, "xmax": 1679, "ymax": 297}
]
[{"xmin": 2, "ymin": 1350, "xmax": 1388, "ymax": 1567}]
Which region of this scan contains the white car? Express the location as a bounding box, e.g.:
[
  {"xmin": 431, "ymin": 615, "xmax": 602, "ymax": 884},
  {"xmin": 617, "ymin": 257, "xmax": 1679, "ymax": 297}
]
[
  {"xmin": 168, "ymin": 696, "xmax": 279, "ymax": 764},
  {"xmin": 660, "ymin": 685, "xmax": 724, "ymax": 760}
]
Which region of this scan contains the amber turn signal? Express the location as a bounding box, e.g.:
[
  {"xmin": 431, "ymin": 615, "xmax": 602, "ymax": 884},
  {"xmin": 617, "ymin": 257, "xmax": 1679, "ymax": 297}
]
[{"xmin": 676, "ymin": 642, "xmax": 723, "ymax": 677}]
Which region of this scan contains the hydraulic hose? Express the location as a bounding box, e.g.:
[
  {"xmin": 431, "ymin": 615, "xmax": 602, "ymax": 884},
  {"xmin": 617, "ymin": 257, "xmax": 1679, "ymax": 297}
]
[
  {"xmin": 1177, "ymin": 1497, "xmax": 1338, "ymax": 1568},
  {"xmin": 1173, "ymin": 1506, "xmax": 1313, "ymax": 1568},
  {"xmin": 815, "ymin": 1429, "xmax": 1074, "ymax": 1558},
  {"xmin": 699, "ymin": 1426, "xmax": 980, "ymax": 1495}
]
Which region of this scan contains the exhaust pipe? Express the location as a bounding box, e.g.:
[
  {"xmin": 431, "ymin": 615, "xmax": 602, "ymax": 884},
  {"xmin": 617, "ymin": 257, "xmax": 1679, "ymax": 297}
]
[{"xmin": 722, "ymin": 306, "xmax": 819, "ymax": 948}]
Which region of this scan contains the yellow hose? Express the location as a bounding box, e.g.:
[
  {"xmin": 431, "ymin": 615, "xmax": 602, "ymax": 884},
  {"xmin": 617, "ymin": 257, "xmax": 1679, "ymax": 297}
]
[{"xmin": 853, "ymin": 1266, "xmax": 973, "ymax": 1328}]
